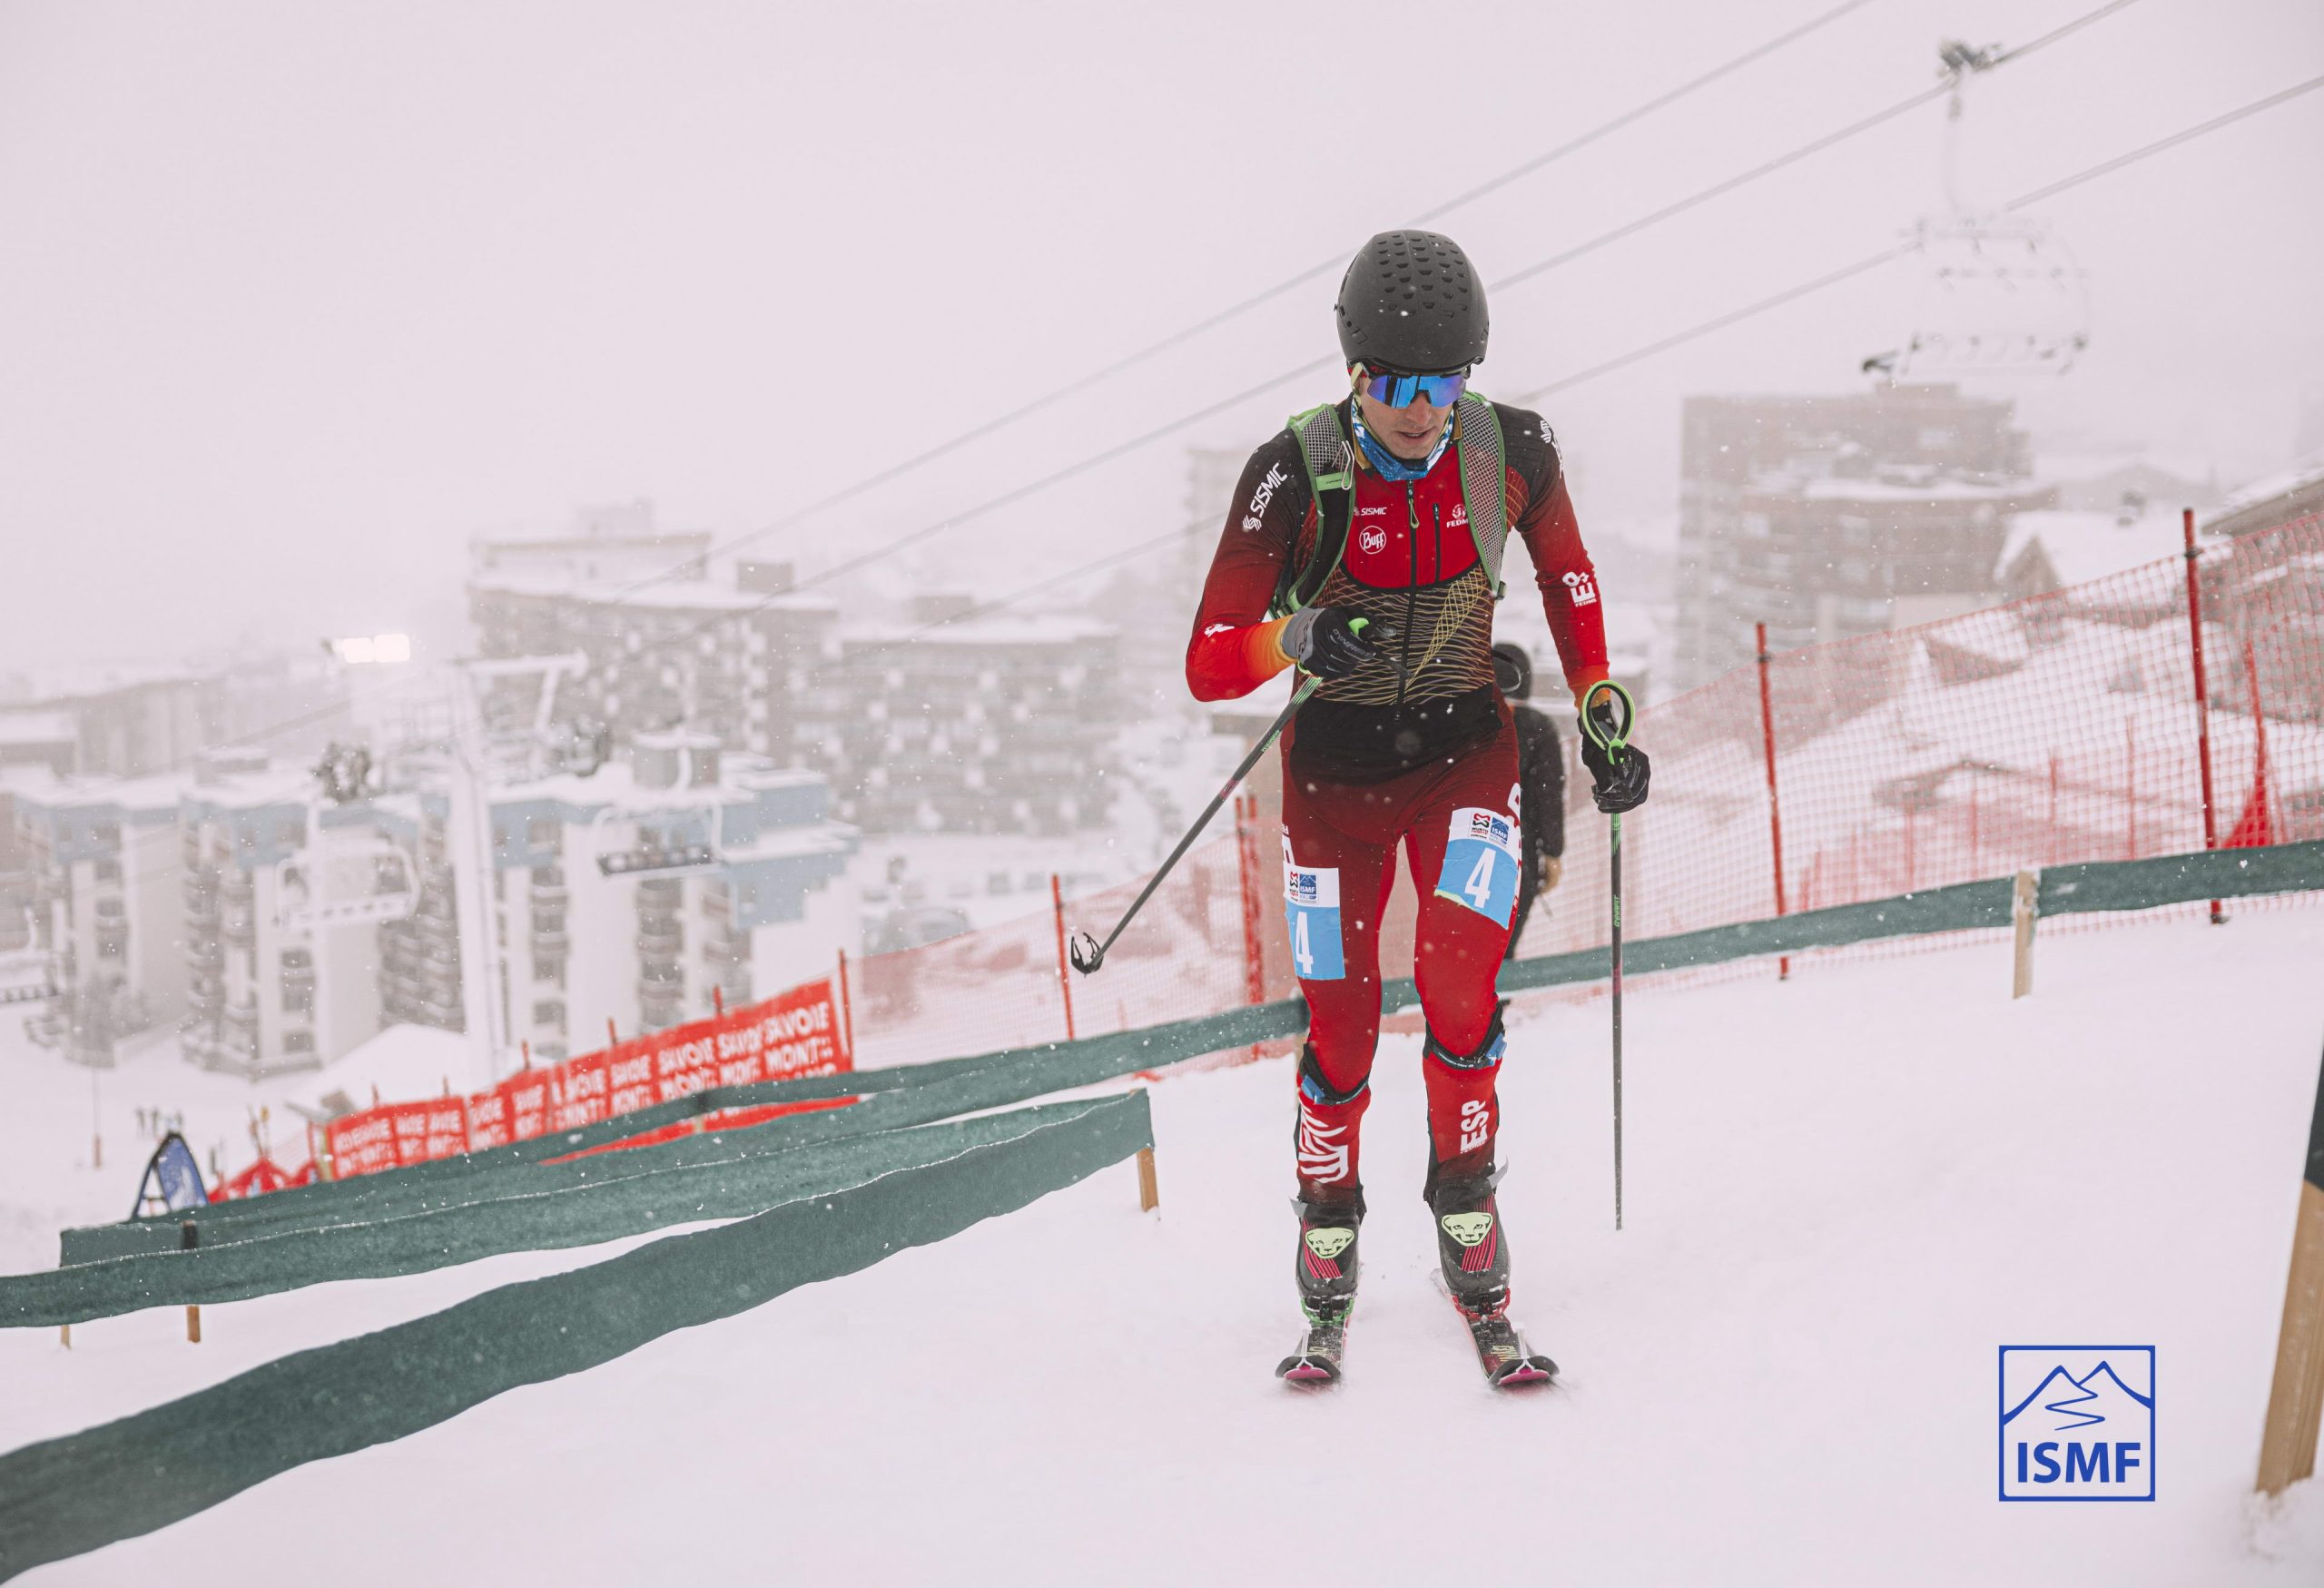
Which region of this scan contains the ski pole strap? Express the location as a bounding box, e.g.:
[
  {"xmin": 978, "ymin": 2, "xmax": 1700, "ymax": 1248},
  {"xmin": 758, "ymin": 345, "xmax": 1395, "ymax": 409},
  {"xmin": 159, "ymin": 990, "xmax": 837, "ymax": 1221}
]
[{"xmin": 1580, "ymin": 678, "xmax": 1635, "ymax": 758}]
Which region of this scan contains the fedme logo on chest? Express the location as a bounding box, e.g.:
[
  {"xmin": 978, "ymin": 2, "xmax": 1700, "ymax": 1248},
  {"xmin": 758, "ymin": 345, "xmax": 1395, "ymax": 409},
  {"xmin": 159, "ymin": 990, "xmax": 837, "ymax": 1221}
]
[{"xmin": 1998, "ymin": 1346, "xmax": 2155, "ymax": 1501}]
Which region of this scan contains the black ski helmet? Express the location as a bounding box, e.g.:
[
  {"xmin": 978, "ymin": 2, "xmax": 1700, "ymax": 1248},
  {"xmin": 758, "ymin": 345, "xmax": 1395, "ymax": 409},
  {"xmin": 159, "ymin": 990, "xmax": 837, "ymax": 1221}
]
[
  {"xmin": 1492, "ymin": 642, "xmax": 1533, "ymax": 700},
  {"xmin": 1335, "ymin": 230, "xmax": 1489, "ymax": 374}
]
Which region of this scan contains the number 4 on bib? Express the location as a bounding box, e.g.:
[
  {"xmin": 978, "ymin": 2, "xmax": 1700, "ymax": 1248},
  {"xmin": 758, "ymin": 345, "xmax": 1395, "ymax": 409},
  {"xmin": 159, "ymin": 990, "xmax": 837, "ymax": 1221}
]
[
  {"xmin": 1282, "ymin": 844, "xmax": 1345, "ymax": 981},
  {"xmin": 1433, "ymin": 806, "xmax": 1521, "ymax": 927}
]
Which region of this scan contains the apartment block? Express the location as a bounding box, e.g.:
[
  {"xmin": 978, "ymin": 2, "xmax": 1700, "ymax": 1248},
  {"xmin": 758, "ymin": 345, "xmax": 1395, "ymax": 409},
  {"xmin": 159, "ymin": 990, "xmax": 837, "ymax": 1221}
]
[
  {"xmin": 372, "ymin": 733, "xmax": 856, "ymax": 1061},
  {"xmin": 7, "ymin": 770, "xmax": 186, "ymax": 1064},
  {"xmin": 1672, "ymin": 385, "xmax": 2053, "ymax": 691},
  {"xmin": 467, "ymin": 507, "xmax": 841, "ymax": 770},
  {"xmin": 833, "ymin": 598, "xmax": 1118, "ymax": 835}
]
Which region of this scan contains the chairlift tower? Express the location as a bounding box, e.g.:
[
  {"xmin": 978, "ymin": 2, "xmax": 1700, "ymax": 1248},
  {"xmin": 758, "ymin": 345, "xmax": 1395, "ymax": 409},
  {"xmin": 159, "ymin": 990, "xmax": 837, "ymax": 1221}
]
[
  {"xmin": 441, "ymin": 653, "xmax": 590, "ymax": 1087},
  {"xmin": 1864, "ymin": 41, "xmax": 2092, "ymax": 383}
]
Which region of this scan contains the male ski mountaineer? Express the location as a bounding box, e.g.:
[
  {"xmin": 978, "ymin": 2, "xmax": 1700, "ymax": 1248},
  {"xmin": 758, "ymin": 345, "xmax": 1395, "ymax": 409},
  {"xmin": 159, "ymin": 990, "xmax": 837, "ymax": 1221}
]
[{"xmin": 1185, "ymin": 230, "xmax": 1650, "ymax": 1384}]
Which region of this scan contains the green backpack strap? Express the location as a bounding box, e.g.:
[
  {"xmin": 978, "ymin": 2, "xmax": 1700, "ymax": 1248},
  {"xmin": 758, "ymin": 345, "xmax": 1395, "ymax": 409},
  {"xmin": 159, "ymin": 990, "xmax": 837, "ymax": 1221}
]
[
  {"xmin": 1270, "ymin": 394, "xmax": 1509, "ymax": 614},
  {"xmin": 1452, "ymin": 392, "xmax": 1511, "ymax": 599},
  {"xmin": 1270, "ymin": 404, "xmax": 1357, "ymax": 618}
]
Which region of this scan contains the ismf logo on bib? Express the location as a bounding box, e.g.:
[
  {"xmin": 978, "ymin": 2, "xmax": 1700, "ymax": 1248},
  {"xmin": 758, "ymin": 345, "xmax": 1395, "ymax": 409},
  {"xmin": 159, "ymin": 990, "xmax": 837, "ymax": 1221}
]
[
  {"xmin": 1433, "ymin": 806, "xmax": 1521, "ymax": 927},
  {"xmin": 1283, "ymin": 840, "xmax": 1345, "ymax": 981}
]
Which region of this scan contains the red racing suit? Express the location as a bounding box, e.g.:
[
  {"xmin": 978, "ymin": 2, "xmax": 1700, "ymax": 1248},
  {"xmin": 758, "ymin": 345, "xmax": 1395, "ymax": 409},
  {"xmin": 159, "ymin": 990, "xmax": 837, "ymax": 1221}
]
[{"xmin": 1186, "ymin": 396, "xmax": 1609, "ymax": 1202}]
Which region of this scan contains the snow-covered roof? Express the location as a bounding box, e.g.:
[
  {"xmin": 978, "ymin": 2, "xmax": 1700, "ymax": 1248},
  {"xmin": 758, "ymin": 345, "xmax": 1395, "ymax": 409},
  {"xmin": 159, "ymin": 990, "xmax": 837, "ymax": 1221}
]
[
  {"xmin": 0, "ymin": 765, "xmax": 192, "ymax": 814},
  {"xmin": 468, "ymin": 568, "xmax": 837, "ymax": 615},
  {"xmin": 284, "ymin": 1022, "xmax": 480, "ymax": 1116},
  {"xmin": 842, "ymin": 616, "xmax": 1118, "ymax": 648},
  {"xmin": 716, "ymin": 822, "xmax": 857, "ymax": 865},
  {"xmin": 0, "ymin": 711, "xmax": 75, "ymax": 746},
  {"xmin": 0, "ymin": 660, "xmax": 200, "ymax": 705},
  {"xmin": 1789, "ymin": 476, "xmax": 2040, "ymax": 504},
  {"xmin": 2034, "ymin": 449, "xmax": 2214, "ymax": 488},
  {"xmin": 2208, "ymin": 449, "xmax": 2324, "ymax": 538},
  {"xmin": 1998, "ymin": 508, "xmax": 2179, "ymax": 588}
]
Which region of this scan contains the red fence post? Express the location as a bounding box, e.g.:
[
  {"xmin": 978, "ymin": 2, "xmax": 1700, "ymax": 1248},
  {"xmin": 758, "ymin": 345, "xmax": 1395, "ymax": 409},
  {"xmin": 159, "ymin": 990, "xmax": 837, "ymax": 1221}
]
[
  {"xmin": 835, "ymin": 949, "xmax": 855, "ymax": 1061},
  {"xmin": 1755, "ymin": 623, "xmax": 1790, "ymax": 981},
  {"xmin": 2184, "ymin": 507, "xmax": 2224, "ymax": 922},
  {"xmin": 2046, "ymin": 753, "xmax": 2060, "ymax": 867},
  {"xmin": 1233, "ymin": 791, "xmax": 1267, "ymax": 1062},
  {"xmin": 2246, "ymin": 636, "xmax": 2275, "ymax": 845},
  {"xmin": 1050, "ymin": 873, "xmax": 1078, "ymax": 1042}
]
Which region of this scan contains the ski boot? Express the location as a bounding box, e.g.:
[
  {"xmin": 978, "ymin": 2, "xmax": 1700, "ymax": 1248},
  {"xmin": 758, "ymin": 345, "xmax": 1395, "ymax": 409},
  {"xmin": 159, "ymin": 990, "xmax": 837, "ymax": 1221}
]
[
  {"xmin": 1426, "ymin": 1162, "xmax": 1511, "ymax": 1319},
  {"xmin": 1276, "ymin": 1189, "xmax": 1364, "ymax": 1384},
  {"xmin": 1427, "ymin": 1160, "xmax": 1556, "ymax": 1386}
]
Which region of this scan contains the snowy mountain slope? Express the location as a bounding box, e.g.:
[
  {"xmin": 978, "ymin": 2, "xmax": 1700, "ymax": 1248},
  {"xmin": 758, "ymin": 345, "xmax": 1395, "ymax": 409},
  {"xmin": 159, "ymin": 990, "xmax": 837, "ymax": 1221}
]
[{"xmin": 9, "ymin": 908, "xmax": 2323, "ymax": 1584}]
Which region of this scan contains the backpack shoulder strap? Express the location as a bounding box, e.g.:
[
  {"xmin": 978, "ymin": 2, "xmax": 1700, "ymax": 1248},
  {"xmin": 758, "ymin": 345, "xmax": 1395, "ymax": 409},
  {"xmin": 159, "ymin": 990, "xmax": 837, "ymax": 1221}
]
[
  {"xmin": 1270, "ymin": 404, "xmax": 1357, "ymax": 618},
  {"xmin": 1453, "ymin": 393, "xmax": 1511, "ymax": 598}
]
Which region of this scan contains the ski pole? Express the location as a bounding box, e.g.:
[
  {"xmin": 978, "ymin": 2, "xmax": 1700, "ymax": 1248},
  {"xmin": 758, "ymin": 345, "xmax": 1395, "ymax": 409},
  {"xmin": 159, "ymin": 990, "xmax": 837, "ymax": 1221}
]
[
  {"xmin": 1070, "ymin": 673, "xmax": 1324, "ymax": 976},
  {"xmin": 1581, "ymin": 679, "xmax": 1636, "ymax": 1231}
]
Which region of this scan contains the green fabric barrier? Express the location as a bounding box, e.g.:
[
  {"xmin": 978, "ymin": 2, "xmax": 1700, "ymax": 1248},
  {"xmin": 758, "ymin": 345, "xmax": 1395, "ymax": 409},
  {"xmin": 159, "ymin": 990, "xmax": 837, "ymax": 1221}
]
[
  {"xmin": 3, "ymin": 1100, "xmax": 1124, "ymax": 1329},
  {"xmin": 0, "ymin": 1089, "xmax": 1150, "ymax": 1583},
  {"xmin": 65, "ymin": 1041, "xmax": 1088, "ymax": 1267},
  {"xmin": 59, "ymin": 1059, "xmax": 999, "ymax": 1266},
  {"xmin": 2040, "ymin": 836, "xmax": 2324, "ymax": 915},
  {"xmin": 1491, "ymin": 877, "xmax": 2016, "ymax": 997}
]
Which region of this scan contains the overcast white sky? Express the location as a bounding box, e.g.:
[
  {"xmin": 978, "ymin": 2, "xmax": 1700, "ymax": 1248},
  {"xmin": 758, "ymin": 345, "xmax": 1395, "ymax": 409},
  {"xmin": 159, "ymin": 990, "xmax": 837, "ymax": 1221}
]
[{"xmin": 2, "ymin": 0, "xmax": 2319, "ymax": 674}]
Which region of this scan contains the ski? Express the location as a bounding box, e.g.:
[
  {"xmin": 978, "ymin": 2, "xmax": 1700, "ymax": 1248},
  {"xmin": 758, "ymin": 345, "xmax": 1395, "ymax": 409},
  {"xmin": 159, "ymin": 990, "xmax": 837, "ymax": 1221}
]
[
  {"xmin": 1275, "ymin": 1307, "xmax": 1351, "ymax": 1385},
  {"xmin": 1433, "ymin": 1275, "xmax": 1557, "ymax": 1388}
]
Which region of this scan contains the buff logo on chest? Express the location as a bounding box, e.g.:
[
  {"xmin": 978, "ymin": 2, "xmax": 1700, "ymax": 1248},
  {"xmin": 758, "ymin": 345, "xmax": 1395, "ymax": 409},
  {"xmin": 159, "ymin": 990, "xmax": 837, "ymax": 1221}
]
[{"xmin": 1433, "ymin": 805, "xmax": 1521, "ymax": 926}]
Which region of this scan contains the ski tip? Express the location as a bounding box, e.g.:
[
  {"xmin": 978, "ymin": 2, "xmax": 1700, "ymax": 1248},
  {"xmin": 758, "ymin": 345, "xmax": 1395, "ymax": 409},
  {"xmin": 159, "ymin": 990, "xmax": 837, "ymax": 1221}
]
[
  {"xmin": 1276, "ymin": 1356, "xmax": 1341, "ymax": 1385},
  {"xmin": 1488, "ymin": 1356, "xmax": 1560, "ymax": 1389}
]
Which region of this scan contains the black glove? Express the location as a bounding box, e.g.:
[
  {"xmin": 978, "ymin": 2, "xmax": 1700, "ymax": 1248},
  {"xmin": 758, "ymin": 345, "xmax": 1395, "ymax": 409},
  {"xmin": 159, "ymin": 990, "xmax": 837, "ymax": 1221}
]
[
  {"xmin": 1280, "ymin": 605, "xmax": 1382, "ymax": 681},
  {"xmin": 1581, "ymin": 699, "xmax": 1650, "ymax": 814}
]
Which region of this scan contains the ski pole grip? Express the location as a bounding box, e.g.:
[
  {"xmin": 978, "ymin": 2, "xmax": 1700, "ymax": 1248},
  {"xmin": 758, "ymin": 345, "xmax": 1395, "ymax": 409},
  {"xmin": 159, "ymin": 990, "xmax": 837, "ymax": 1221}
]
[{"xmin": 1581, "ymin": 679, "xmax": 1635, "ymax": 756}]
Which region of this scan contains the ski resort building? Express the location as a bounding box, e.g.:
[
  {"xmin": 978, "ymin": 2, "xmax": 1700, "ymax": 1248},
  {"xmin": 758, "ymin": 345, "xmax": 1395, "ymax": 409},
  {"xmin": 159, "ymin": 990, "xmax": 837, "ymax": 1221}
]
[
  {"xmin": 6, "ymin": 768, "xmax": 188, "ymax": 1064},
  {"xmin": 1671, "ymin": 385, "xmax": 2053, "ymax": 691},
  {"xmin": 174, "ymin": 753, "xmax": 391, "ymax": 1079},
  {"xmin": 466, "ymin": 508, "xmax": 842, "ymax": 771},
  {"xmin": 372, "ymin": 734, "xmax": 858, "ymax": 1062},
  {"xmin": 0, "ymin": 664, "xmax": 210, "ymax": 780},
  {"xmin": 832, "ymin": 597, "xmax": 1119, "ymax": 835}
]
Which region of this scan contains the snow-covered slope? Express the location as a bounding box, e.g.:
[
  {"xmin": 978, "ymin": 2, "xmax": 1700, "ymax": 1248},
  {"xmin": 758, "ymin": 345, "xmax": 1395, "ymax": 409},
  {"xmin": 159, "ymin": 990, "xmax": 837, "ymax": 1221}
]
[{"xmin": 8, "ymin": 911, "xmax": 2324, "ymax": 1585}]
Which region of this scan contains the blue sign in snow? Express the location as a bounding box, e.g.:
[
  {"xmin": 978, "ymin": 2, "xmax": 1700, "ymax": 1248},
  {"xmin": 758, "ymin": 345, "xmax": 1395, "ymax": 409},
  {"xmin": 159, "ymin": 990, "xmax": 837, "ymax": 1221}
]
[
  {"xmin": 1999, "ymin": 1346, "xmax": 2155, "ymax": 1501},
  {"xmin": 134, "ymin": 1132, "xmax": 210, "ymax": 1218},
  {"xmin": 1433, "ymin": 805, "xmax": 1521, "ymax": 927},
  {"xmin": 1283, "ymin": 852, "xmax": 1344, "ymax": 981}
]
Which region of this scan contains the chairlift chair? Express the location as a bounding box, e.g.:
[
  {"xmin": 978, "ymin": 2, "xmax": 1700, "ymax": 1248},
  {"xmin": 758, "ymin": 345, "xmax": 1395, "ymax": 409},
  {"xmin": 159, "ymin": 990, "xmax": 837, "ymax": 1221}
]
[
  {"xmin": 1863, "ymin": 40, "xmax": 2092, "ymax": 383},
  {"xmin": 275, "ymin": 841, "xmax": 419, "ymax": 932}
]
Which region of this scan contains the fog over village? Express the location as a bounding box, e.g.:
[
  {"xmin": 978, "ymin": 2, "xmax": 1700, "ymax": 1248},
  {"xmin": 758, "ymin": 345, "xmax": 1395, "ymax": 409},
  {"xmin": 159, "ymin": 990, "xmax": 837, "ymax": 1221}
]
[{"xmin": 2, "ymin": 4, "xmax": 2322, "ymax": 1583}]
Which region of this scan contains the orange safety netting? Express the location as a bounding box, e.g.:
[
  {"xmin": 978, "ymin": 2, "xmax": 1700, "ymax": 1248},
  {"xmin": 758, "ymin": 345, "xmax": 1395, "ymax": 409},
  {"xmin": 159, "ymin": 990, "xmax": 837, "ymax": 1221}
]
[{"xmin": 845, "ymin": 512, "xmax": 2324, "ymax": 1067}]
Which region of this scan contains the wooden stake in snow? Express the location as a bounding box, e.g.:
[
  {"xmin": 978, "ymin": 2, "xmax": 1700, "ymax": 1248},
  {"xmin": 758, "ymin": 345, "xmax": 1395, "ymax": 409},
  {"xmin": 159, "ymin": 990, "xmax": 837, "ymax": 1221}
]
[
  {"xmin": 2011, "ymin": 871, "xmax": 2038, "ymax": 1001},
  {"xmin": 182, "ymin": 1221, "xmax": 202, "ymax": 1345},
  {"xmin": 1136, "ymin": 1147, "xmax": 1160, "ymax": 1214},
  {"xmin": 2257, "ymin": 1041, "xmax": 2324, "ymax": 1495}
]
